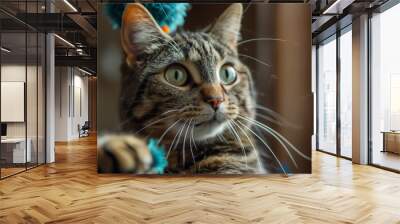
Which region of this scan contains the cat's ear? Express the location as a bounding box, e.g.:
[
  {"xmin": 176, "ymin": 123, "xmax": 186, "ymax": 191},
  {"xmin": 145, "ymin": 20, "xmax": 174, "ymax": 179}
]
[
  {"xmin": 210, "ymin": 3, "xmax": 243, "ymax": 49},
  {"xmin": 121, "ymin": 3, "xmax": 172, "ymax": 64}
]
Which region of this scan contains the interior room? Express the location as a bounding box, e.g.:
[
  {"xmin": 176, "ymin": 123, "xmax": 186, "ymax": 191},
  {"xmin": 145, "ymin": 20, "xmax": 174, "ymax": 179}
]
[
  {"xmin": 0, "ymin": 14, "xmax": 46, "ymax": 178},
  {"xmin": 0, "ymin": 0, "xmax": 400, "ymax": 223}
]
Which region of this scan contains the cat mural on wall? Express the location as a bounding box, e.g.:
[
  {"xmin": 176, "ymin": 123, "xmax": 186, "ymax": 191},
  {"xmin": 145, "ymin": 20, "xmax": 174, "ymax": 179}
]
[{"xmin": 98, "ymin": 3, "xmax": 309, "ymax": 174}]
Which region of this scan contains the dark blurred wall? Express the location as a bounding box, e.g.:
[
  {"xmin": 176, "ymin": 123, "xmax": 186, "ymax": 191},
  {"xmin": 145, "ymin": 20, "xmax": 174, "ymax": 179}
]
[{"xmin": 274, "ymin": 4, "xmax": 312, "ymax": 173}]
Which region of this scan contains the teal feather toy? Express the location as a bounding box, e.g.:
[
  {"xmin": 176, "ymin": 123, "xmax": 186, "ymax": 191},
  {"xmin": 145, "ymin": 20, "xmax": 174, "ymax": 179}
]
[
  {"xmin": 104, "ymin": 3, "xmax": 190, "ymax": 33},
  {"xmin": 147, "ymin": 138, "xmax": 168, "ymax": 174}
]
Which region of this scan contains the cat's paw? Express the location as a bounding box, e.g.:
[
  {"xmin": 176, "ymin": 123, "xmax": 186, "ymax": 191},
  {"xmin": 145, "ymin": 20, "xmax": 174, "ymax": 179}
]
[{"xmin": 98, "ymin": 135, "xmax": 153, "ymax": 173}]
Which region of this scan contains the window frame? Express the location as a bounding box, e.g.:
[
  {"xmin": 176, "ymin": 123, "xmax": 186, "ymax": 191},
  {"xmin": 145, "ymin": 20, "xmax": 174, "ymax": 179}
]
[{"xmin": 316, "ymin": 24, "xmax": 353, "ymax": 161}]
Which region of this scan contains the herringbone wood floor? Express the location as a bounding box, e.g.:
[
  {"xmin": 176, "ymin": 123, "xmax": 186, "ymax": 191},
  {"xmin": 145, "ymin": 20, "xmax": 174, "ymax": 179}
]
[{"xmin": 1, "ymin": 135, "xmax": 400, "ymax": 224}]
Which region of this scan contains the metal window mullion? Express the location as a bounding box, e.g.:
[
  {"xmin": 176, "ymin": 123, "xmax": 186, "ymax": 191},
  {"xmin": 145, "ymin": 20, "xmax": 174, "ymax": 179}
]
[
  {"xmin": 316, "ymin": 44, "xmax": 320, "ymax": 150},
  {"xmin": 367, "ymin": 11, "xmax": 373, "ymax": 165},
  {"xmin": 36, "ymin": 0, "xmax": 39, "ymax": 167},
  {"xmin": 25, "ymin": 0, "xmax": 28, "ymax": 171},
  {"xmin": 337, "ymin": 30, "xmax": 341, "ymax": 157}
]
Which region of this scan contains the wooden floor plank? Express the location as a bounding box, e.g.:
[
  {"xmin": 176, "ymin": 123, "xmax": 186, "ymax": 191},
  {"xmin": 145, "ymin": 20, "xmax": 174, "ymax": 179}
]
[{"xmin": 0, "ymin": 135, "xmax": 399, "ymax": 223}]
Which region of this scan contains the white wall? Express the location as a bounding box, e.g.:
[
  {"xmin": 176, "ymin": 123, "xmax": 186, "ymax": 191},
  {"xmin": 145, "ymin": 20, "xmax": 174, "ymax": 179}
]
[
  {"xmin": 55, "ymin": 67, "xmax": 69, "ymax": 141},
  {"xmin": 55, "ymin": 67, "xmax": 89, "ymax": 141},
  {"xmin": 1, "ymin": 65, "xmax": 39, "ymax": 138},
  {"xmin": 1, "ymin": 65, "xmax": 26, "ymax": 136}
]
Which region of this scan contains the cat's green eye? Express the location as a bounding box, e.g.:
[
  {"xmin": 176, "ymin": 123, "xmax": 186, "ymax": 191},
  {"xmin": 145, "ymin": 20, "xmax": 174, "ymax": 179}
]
[
  {"xmin": 219, "ymin": 64, "xmax": 237, "ymax": 85},
  {"xmin": 164, "ymin": 65, "xmax": 188, "ymax": 87}
]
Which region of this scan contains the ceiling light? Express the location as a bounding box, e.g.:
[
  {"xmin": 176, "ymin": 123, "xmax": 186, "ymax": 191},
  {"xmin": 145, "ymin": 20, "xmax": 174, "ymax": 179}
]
[
  {"xmin": 78, "ymin": 67, "xmax": 93, "ymax": 76},
  {"xmin": 63, "ymin": 0, "xmax": 78, "ymax": 12},
  {"xmin": 54, "ymin": 34, "xmax": 75, "ymax": 48},
  {"xmin": 322, "ymin": 0, "xmax": 354, "ymax": 15},
  {"xmin": 1, "ymin": 47, "xmax": 11, "ymax": 53}
]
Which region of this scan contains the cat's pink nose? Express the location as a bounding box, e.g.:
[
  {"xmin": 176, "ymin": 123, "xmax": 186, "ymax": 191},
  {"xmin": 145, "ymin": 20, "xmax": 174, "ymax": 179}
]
[
  {"xmin": 206, "ymin": 97, "xmax": 224, "ymax": 110},
  {"xmin": 201, "ymin": 84, "xmax": 225, "ymax": 110}
]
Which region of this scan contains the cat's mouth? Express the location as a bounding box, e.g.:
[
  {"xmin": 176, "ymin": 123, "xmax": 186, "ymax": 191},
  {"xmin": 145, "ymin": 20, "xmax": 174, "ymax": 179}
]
[
  {"xmin": 194, "ymin": 115, "xmax": 218, "ymax": 127},
  {"xmin": 193, "ymin": 110, "xmax": 226, "ymax": 126},
  {"xmin": 192, "ymin": 113, "xmax": 228, "ymax": 140}
]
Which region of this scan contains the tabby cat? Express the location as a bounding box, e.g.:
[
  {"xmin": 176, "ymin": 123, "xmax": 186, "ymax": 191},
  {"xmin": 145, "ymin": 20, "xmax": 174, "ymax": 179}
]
[{"xmin": 98, "ymin": 3, "xmax": 268, "ymax": 174}]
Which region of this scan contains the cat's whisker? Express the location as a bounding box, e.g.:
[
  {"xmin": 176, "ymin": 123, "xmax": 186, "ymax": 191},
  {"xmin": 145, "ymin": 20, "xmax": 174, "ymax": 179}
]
[
  {"xmin": 231, "ymin": 120, "xmax": 263, "ymax": 172},
  {"xmin": 166, "ymin": 121, "xmax": 187, "ymax": 160},
  {"xmin": 152, "ymin": 4, "xmax": 182, "ymax": 53},
  {"xmin": 255, "ymin": 122, "xmax": 298, "ymax": 169},
  {"xmin": 158, "ymin": 3, "xmax": 171, "ymax": 23},
  {"xmin": 146, "ymin": 33, "xmax": 182, "ymax": 55},
  {"xmin": 238, "ymin": 37, "xmax": 288, "ymax": 46},
  {"xmin": 160, "ymin": 109, "xmax": 181, "ymax": 116},
  {"xmin": 219, "ymin": 134, "xmax": 228, "ymax": 142},
  {"xmin": 157, "ymin": 119, "xmax": 182, "ymax": 145},
  {"xmin": 172, "ymin": 120, "xmax": 189, "ymax": 163},
  {"xmin": 239, "ymin": 53, "xmax": 271, "ymax": 68},
  {"xmin": 249, "ymin": 119, "xmax": 298, "ymax": 168},
  {"xmin": 135, "ymin": 114, "xmax": 177, "ymax": 134},
  {"xmin": 236, "ymin": 120, "xmax": 287, "ymax": 175},
  {"xmin": 243, "ymin": 2, "xmax": 253, "ymax": 16},
  {"xmin": 190, "ymin": 124, "xmax": 199, "ymax": 152},
  {"xmin": 255, "ymin": 113, "xmax": 285, "ymax": 126},
  {"xmin": 239, "ymin": 115, "xmax": 297, "ymax": 164},
  {"xmin": 182, "ymin": 119, "xmax": 193, "ymax": 167},
  {"xmin": 227, "ymin": 120, "xmax": 248, "ymax": 169},
  {"xmin": 190, "ymin": 125, "xmax": 200, "ymax": 170},
  {"xmin": 216, "ymin": 134, "xmax": 224, "ymax": 143},
  {"xmin": 254, "ymin": 105, "xmax": 297, "ymax": 128},
  {"xmin": 253, "ymin": 105, "xmax": 295, "ymax": 127},
  {"xmin": 189, "ymin": 122, "xmax": 196, "ymax": 169},
  {"xmin": 255, "ymin": 113, "xmax": 299, "ymax": 129},
  {"xmin": 238, "ymin": 115, "xmax": 310, "ymax": 161},
  {"xmin": 254, "ymin": 104, "xmax": 280, "ymax": 115}
]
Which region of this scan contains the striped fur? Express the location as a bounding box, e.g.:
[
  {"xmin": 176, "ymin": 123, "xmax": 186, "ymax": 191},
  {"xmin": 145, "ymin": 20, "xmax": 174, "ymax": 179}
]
[{"xmin": 99, "ymin": 3, "xmax": 268, "ymax": 174}]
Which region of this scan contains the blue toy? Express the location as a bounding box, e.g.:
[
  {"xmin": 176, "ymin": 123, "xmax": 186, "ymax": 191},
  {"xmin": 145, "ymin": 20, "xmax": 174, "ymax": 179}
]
[
  {"xmin": 104, "ymin": 3, "xmax": 190, "ymax": 33},
  {"xmin": 147, "ymin": 138, "xmax": 168, "ymax": 174}
]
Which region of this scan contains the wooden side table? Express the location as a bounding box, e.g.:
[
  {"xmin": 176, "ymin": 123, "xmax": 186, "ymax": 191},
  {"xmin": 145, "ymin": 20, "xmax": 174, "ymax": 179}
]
[{"xmin": 382, "ymin": 131, "xmax": 400, "ymax": 154}]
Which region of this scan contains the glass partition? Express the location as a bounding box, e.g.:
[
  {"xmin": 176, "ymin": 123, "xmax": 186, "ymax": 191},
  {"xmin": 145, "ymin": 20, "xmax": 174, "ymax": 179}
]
[
  {"xmin": 1, "ymin": 30, "xmax": 28, "ymax": 177},
  {"xmin": 0, "ymin": 1, "xmax": 46, "ymax": 179}
]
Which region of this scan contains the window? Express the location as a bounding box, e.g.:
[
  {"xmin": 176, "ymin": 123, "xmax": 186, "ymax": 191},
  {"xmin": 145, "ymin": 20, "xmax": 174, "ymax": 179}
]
[
  {"xmin": 317, "ymin": 36, "xmax": 337, "ymax": 154},
  {"xmin": 339, "ymin": 28, "xmax": 352, "ymax": 158},
  {"xmin": 316, "ymin": 25, "xmax": 353, "ymax": 159},
  {"xmin": 370, "ymin": 3, "xmax": 400, "ymax": 171}
]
